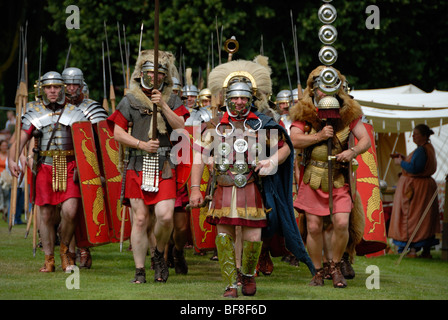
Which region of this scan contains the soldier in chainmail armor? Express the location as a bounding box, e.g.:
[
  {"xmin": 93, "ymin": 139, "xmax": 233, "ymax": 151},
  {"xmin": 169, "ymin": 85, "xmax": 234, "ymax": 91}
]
[{"xmin": 108, "ymin": 50, "xmax": 188, "ymax": 284}]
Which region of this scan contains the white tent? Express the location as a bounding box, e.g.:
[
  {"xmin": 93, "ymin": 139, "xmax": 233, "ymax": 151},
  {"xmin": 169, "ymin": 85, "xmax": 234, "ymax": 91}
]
[
  {"xmin": 352, "ymin": 84, "xmax": 448, "ymax": 110},
  {"xmin": 351, "ymin": 85, "xmax": 448, "ymax": 211},
  {"xmin": 352, "ymin": 85, "xmax": 448, "ymax": 133}
]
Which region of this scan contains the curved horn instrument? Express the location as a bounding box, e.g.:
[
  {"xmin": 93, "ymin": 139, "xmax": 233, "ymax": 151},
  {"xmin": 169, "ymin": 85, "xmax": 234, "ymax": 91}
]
[{"xmin": 224, "ymin": 37, "xmax": 239, "ymax": 62}]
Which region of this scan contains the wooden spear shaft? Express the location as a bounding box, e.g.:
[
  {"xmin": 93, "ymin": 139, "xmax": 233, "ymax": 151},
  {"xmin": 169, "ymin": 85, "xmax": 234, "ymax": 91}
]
[
  {"xmin": 151, "ymin": 0, "xmax": 160, "ymax": 141},
  {"xmin": 32, "ymin": 205, "xmax": 37, "ymax": 257},
  {"xmin": 395, "ymin": 188, "xmax": 439, "ymax": 265},
  {"xmin": 9, "ymin": 82, "xmax": 26, "ymax": 231},
  {"xmin": 104, "ymin": 21, "xmax": 116, "ymax": 113},
  {"xmin": 101, "ymin": 42, "xmax": 109, "ymax": 113}
]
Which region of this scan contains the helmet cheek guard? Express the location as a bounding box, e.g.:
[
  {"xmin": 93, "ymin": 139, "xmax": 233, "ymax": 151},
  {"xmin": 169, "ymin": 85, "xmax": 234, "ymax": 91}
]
[
  {"xmin": 140, "ymin": 61, "xmax": 167, "ymax": 90},
  {"xmin": 41, "ymin": 71, "xmax": 66, "ymax": 106},
  {"xmin": 42, "ymin": 88, "xmax": 66, "ymax": 106},
  {"xmin": 141, "ymin": 72, "xmax": 166, "ymax": 91},
  {"xmin": 62, "ymin": 67, "xmax": 84, "ymax": 100},
  {"xmin": 226, "ymin": 99, "xmax": 251, "ymax": 118},
  {"xmin": 225, "ymin": 81, "xmax": 253, "ymax": 119}
]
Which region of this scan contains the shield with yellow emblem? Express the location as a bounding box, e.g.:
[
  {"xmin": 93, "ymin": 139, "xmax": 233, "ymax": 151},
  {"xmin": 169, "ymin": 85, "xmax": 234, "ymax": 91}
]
[
  {"xmin": 95, "ymin": 120, "xmax": 131, "ymax": 243},
  {"xmin": 72, "ymin": 121, "xmax": 110, "ymax": 247},
  {"xmin": 180, "ymin": 126, "xmax": 217, "ymax": 251},
  {"xmin": 354, "ymin": 122, "xmax": 387, "ymax": 256}
]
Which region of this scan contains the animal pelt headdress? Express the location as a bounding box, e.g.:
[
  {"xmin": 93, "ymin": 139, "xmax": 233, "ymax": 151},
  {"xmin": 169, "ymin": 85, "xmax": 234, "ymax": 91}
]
[
  {"xmin": 208, "ymin": 58, "xmax": 272, "ymax": 108},
  {"xmin": 289, "ymin": 65, "xmax": 363, "ymax": 132},
  {"xmin": 128, "ymin": 49, "xmax": 176, "ymax": 137}
]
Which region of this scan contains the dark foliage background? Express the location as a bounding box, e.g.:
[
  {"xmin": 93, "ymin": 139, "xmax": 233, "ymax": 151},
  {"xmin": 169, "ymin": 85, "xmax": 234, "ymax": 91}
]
[{"xmin": 1, "ymin": 0, "xmax": 447, "ymax": 110}]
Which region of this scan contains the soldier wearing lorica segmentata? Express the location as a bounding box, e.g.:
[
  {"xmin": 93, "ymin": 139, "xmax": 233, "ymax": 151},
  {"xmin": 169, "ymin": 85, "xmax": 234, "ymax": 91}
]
[
  {"xmin": 21, "ymin": 72, "xmax": 87, "ymax": 192},
  {"xmin": 62, "ymin": 67, "xmax": 108, "ymax": 269},
  {"xmin": 9, "ymin": 71, "xmax": 87, "ymax": 273},
  {"xmin": 62, "ymin": 67, "xmax": 108, "ymax": 124}
]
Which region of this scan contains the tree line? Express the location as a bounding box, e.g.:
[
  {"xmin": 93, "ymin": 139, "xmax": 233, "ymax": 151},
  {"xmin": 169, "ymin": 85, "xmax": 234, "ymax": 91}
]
[{"xmin": 1, "ymin": 0, "xmax": 446, "ymax": 109}]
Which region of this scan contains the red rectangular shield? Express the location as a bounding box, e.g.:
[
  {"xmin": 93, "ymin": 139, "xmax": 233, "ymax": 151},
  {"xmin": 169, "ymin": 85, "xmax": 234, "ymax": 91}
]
[
  {"xmin": 183, "ymin": 126, "xmax": 217, "ymax": 251},
  {"xmin": 72, "ymin": 121, "xmax": 110, "ymax": 247},
  {"xmin": 355, "ymin": 122, "xmax": 388, "ymax": 256},
  {"xmin": 95, "ymin": 120, "xmax": 131, "ymax": 243}
]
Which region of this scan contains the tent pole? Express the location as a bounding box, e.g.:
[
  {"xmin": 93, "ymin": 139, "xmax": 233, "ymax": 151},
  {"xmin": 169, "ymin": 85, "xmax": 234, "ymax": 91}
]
[{"xmin": 382, "ymin": 134, "xmax": 399, "ymax": 181}]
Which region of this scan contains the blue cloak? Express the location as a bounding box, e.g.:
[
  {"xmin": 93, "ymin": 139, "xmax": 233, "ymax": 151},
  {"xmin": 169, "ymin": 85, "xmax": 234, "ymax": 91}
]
[{"xmin": 247, "ymin": 112, "xmax": 316, "ymax": 276}]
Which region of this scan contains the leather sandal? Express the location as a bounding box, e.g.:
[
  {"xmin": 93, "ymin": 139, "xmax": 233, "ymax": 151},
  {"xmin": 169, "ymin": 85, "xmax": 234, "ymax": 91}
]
[
  {"xmin": 341, "ymin": 253, "xmax": 355, "ymax": 279},
  {"xmin": 153, "ymin": 248, "xmax": 169, "ymax": 282},
  {"xmin": 309, "ymin": 267, "xmax": 325, "ymax": 286},
  {"xmin": 39, "ymin": 255, "xmax": 55, "ymax": 272},
  {"xmin": 257, "ymin": 247, "xmax": 273, "ymax": 276},
  {"xmin": 330, "ymin": 261, "xmax": 347, "ymax": 288},
  {"xmin": 131, "ymin": 267, "xmax": 146, "ymax": 284},
  {"xmin": 241, "ymin": 274, "xmax": 257, "ymax": 296},
  {"xmin": 323, "ymin": 262, "xmax": 332, "ymax": 280},
  {"xmin": 173, "ymin": 246, "xmax": 188, "ymax": 275},
  {"xmin": 60, "ymin": 243, "xmax": 75, "ymax": 271},
  {"xmin": 223, "ymin": 287, "xmax": 238, "ymax": 298},
  {"xmin": 78, "ymin": 248, "xmax": 92, "ymax": 269}
]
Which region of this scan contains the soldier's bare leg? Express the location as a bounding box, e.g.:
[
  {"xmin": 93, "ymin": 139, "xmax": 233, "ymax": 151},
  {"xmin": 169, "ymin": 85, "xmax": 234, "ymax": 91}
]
[
  {"xmin": 39, "ymin": 204, "xmax": 57, "ymax": 256},
  {"xmin": 151, "ymin": 199, "xmax": 174, "ymax": 282},
  {"xmin": 330, "ymin": 212, "xmax": 349, "ymax": 263},
  {"xmin": 305, "ymin": 213, "xmax": 324, "ymax": 269},
  {"xmin": 172, "ymin": 209, "xmax": 188, "ymax": 251},
  {"xmin": 130, "ymin": 198, "xmax": 151, "ymax": 269},
  {"xmin": 330, "ymin": 211, "xmax": 349, "ymax": 288},
  {"xmin": 172, "ymin": 208, "xmax": 189, "ymax": 274},
  {"xmin": 153, "ymin": 199, "xmax": 175, "ymax": 253},
  {"xmin": 59, "ymin": 198, "xmax": 79, "ymax": 247}
]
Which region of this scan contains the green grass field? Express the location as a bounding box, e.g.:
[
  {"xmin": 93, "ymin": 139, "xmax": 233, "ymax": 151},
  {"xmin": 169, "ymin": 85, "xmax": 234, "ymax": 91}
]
[{"xmin": 1, "ymin": 218, "xmax": 447, "ymax": 302}]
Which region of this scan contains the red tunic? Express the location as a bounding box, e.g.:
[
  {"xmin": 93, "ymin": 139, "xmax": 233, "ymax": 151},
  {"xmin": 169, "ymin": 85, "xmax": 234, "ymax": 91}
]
[
  {"xmin": 291, "ymin": 119, "xmax": 359, "ymax": 216},
  {"xmin": 23, "ymin": 124, "xmax": 81, "ymax": 206},
  {"xmin": 34, "ymin": 161, "xmax": 81, "ymax": 206}
]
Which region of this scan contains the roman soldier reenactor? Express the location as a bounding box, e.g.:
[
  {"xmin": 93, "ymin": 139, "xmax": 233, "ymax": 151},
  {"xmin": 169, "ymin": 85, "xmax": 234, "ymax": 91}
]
[
  {"xmin": 181, "ymin": 68, "xmax": 199, "ymax": 113},
  {"xmin": 276, "ymin": 89, "xmax": 293, "ymax": 134},
  {"xmin": 108, "ymin": 49, "xmax": 188, "ymax": 283},
  {"xmin": 62, "ymin": 66, "xmax": 109, "ymax": 268},
  {"xmin": 8, "ymin": 71, "xmax": 88, "ymax": 272},
  {"xmin": 62, "ymin": 67, "xmax": 109, "ymax": 124},
  {"xmin": 289, "ymin": 65, "xmax": 370, "ymax": 288},
  {"xmin": 189, "ymin": 59, "xmax": 314, "ymax": 298}
]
